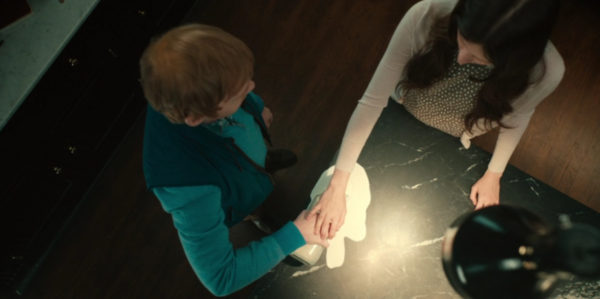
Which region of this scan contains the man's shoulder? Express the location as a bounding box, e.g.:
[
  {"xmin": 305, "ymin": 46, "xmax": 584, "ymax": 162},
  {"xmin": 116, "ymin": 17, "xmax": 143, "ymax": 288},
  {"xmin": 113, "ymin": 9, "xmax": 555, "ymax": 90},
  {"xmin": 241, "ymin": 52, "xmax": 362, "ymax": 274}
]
[{"xmin": 409, "ymin": 0, "xmax": 457, "ymax": 19}]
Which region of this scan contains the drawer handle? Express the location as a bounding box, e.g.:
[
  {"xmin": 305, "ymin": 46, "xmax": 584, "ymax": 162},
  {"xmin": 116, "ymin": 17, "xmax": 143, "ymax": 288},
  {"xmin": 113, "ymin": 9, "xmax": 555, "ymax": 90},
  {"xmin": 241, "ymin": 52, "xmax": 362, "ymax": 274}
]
[
  {"xmin": 52, "ymin": 166, "xmax": 63, "ymax": 175},
  {"xmin": 67, "ymin": 146, "xmax": 77, "ymax": 155},
  {"xmin": 67, "ymin": 57, "xmax": 79, "ymax": 67}
]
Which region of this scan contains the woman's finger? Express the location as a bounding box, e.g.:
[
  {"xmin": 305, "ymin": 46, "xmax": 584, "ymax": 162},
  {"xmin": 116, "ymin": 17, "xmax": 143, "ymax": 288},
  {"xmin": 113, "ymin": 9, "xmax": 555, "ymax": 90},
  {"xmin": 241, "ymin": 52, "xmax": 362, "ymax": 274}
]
[
  {"xmin": 315, "ymin": 212, "xmax": 325, "ymax": 236},
  {"xmin": 320, "ymin": 217, "xmax": 332, "ymax": 239},
  {"xmin": 329, "ymin": 220, "xmax": 341, "ymax": 239},
  {"xmin": 469, "ymin": 186, "xmax": 478, "ymax": 206},
  {"xmin": 475, "ymin": 196, "xmax": 486, "ymax": 210},
  {"xmin": 307, "ymin": 202, "xmax": 321, "ymax": 219},
  {"xmin": 328, "ymin": 222, "xmax": 337, "ymax": 239}
]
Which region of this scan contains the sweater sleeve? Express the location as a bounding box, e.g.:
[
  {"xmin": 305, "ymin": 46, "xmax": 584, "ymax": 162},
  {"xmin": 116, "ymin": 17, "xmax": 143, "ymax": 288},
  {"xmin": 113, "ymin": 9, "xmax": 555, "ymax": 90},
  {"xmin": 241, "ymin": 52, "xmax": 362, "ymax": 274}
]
[
  {"xmin": 153, "ymin": 185, "xmax": 305, "ymax": 297},
  {"xmin": 334, "ymin": 0, "xmax": 435, "ymax": 172},
  {"xmin": 487, "ymin": 42, "xmax": 565, "ymax": 173}
]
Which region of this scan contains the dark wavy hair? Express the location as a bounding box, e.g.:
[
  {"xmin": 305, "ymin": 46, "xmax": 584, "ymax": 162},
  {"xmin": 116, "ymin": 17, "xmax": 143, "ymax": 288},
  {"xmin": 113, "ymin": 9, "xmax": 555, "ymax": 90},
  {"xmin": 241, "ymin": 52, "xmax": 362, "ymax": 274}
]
[{"xmin": 400, "ymin": 0, "xmax": 560, "ymax": 131}]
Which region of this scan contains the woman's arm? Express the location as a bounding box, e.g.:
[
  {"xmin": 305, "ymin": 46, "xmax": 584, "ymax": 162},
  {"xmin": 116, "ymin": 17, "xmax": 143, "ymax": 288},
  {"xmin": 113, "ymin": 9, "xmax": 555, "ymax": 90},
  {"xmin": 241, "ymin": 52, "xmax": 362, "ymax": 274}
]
[
  {"xmin": 308, "ymin": 0, "xmax": 439, "ymax": 239},
  {"xmin": 471, "ymin": 42, "xmax": 565, "ymax": 208}
]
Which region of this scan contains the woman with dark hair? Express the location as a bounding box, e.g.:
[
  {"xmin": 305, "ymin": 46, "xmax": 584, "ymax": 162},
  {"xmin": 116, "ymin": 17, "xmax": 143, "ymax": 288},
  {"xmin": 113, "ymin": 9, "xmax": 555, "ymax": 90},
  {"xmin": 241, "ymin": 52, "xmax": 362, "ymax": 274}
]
[{"xmin": 308, "ymin": 0, "xmax": 565, "ymax": 240}]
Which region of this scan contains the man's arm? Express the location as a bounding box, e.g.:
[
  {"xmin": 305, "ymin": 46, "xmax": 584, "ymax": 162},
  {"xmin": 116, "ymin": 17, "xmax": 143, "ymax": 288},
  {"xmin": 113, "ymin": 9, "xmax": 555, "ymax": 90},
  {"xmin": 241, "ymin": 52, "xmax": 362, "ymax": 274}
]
[{"xmin": 153, "ymin": 185, "xmax": 305, "ymax": 297}]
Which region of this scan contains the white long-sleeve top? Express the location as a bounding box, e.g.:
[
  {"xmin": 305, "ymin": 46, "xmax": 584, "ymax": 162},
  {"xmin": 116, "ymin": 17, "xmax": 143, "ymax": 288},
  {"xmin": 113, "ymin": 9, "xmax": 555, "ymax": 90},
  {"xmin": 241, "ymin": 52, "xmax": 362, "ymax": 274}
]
[{"xmin": 335, "ymin": 0, "xmax": 565, "ymax": 174}]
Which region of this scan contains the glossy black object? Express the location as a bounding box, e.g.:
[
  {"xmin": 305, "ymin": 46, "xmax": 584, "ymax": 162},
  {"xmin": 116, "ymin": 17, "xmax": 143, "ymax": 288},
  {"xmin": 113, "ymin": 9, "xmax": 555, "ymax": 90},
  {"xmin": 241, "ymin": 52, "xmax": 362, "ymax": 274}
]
[{"xmin": 442, "ymin": 205, "xmax": 600, "ymax": 299}]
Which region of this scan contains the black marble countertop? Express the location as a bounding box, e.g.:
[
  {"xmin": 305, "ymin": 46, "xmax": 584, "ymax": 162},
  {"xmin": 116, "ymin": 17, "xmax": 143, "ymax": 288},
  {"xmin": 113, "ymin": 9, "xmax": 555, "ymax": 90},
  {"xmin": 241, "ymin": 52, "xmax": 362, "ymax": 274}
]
[{"xmin": 253, "ymin": 100, "xmax": 600, "ymax": 298}]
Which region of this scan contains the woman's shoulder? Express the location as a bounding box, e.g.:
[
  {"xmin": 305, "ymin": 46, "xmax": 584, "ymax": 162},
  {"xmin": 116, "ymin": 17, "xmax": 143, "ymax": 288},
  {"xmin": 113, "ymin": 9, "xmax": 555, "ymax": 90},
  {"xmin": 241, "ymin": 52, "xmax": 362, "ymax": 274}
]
[
  {"xmin": 402, "ymin": 0, "xmax": 457, "ymax": 46},
  {"xmin": 409, "ymin": 0, "xmax": 458, "ymax": 18},
  {"xmin": 528, "ymin": 41, "xmax": 565, "ymax": 96},
  {"xmin": 509, "ymin": 41, "xmax": 565, "ymax": 113},
  {"xmin": 540, "ymin": 41, "xmax": 565, "ymax": 88}
]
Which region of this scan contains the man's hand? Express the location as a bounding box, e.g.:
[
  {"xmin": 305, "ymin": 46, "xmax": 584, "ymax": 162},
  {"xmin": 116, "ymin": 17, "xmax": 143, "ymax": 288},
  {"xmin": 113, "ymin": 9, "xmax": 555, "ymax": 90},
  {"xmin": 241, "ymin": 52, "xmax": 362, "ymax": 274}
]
[
  {"xmin": 470, "ymin": 170, "xmax": 502, "ymax": 209},
  {"xmin": 294, "ymin": 210, "xmax": 330, "ymax": 247}
]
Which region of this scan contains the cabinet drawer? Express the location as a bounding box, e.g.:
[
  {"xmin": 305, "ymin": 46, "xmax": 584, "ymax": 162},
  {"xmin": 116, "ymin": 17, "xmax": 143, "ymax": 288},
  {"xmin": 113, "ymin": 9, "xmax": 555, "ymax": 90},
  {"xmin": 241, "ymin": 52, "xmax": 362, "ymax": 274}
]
[
  {"xmin": 0, "ymin": 165, "xmax": 72, "ymax": 291},
  {"xmin": 1, "ymin": 166, "xmax": 72, "ymax": 238},
  {"xmin": 0, "ymin": 0, "xmax": 196, "ymax": 293},
  {"xmin": 0, "ymin": 167, "xmax": 72, "ymax": 264},
  {"xmin": 11, "ymin": 21, "xmax": 125, "ymax": 145},
  {"xmin": 105, "ymin": 0, "xmax": 174, "ymax": 34},
  {"xmin": 0, "ymin": 117, "xmax": 50, "ymax": 197},
  {"xmin": 90, "ymin": 0, "xmax": 160, "ymax": 61},
  {"xmin": 54, "ymin": 66, "xmax": 137, "ymax": 161}
]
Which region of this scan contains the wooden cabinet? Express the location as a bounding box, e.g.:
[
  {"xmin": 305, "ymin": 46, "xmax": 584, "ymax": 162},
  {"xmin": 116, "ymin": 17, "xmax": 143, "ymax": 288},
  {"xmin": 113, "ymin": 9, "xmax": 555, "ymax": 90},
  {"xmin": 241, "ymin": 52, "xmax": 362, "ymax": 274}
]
[{"xmin": 0, "ymin": 0, "xmax": 194, "ymax": 294}]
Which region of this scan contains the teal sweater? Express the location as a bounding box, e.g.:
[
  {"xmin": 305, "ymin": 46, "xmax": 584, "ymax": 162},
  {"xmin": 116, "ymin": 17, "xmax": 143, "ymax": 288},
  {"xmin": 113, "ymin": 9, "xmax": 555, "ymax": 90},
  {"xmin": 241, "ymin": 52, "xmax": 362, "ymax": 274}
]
[{"xmin": 143, "ymin": 93, "xmax": 305, "ymax": 296}]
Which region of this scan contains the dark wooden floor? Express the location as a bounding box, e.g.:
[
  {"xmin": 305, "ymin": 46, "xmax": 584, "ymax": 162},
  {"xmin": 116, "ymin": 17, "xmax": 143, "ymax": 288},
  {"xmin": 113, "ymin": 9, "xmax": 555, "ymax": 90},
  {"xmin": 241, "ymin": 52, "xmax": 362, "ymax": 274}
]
[{"xmin": 20, "ymin": 0, "xmax": 600, "ymax": 298}]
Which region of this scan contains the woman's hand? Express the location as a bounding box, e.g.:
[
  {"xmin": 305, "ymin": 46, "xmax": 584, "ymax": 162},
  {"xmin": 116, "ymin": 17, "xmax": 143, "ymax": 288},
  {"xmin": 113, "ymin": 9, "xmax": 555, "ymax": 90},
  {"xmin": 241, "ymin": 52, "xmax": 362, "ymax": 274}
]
[
  {"xmin": 262, "ymin": 106, "xmax": 273, "ymax": 129},
  {"xmin": 294, "ymin": 210, "xmax": 330, "ymax": 247},
  {"xmin": 470, "ymin": 170, "xmax": 502, "ymax": 209},
  {"xmin": 307, "ymin": 169, "xmax": 350, "ymax": 240}
]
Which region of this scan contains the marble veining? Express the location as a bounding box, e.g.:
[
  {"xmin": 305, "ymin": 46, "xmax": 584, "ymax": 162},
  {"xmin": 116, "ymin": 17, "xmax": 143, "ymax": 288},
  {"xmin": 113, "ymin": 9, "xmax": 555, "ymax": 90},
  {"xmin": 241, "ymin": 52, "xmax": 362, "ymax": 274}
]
[
  {"xmin": 291, "ymin": 265, "xmax": 326, "ymax": 278},
  {"xmin": 409, "ymin": 236, "xmax": 444, "ymax": 248},
  {"xmin": 401, "ymin": 177, "xmax": 439, "ymax": 190},
  {"xmin": 411, "ymin": 291, "xmax": 456, "ymax": 299},
  {"xmin": 530, "ymin": 185, "xmax": 541, "ymax": 197},
  {"xmin": 465, "ymin": 163, "xmax": 478, "ymax": 173},
  {"xmin": 382, "ymin": 151, "xmax": 433, "ymax": 168},
  {"xmin": 253, "ymin": 101, "xmax": 600, "ymax": 298},
  {"xmin": 527, "ymin": 177, "xmax": 541, "ymax": 186}
]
